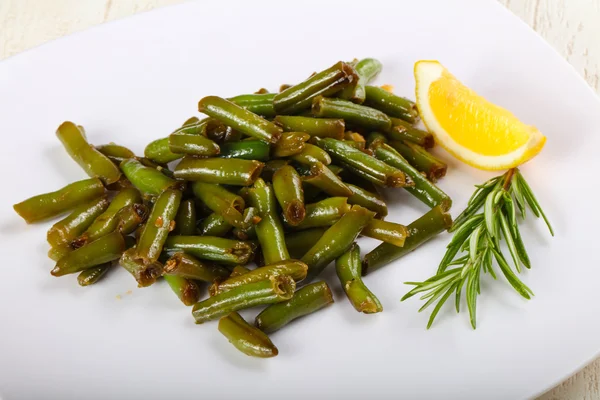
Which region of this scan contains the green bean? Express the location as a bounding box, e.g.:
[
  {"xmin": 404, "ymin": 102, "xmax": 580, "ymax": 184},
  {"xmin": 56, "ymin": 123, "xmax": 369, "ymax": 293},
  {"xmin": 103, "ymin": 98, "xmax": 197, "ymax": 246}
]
[
  {"xmin": 231, "ymin": 208, "xmax": 260, "ymax": 240},
  {"xmin": 119, "ymin": 248, "xmax": 163, "ymax": 287},
  {"xmin": 210, "ymin": 260, "xmax": 308, "ymax": 296},
  {"xmin": 290, "ymin": 143, "xmax": 332, "ymax": 166},
  {"xmin": 373, "ymin": 143, "xmax": 451, "ymax": 210},
  {"xmin": 272, "ymin": 132, "xmax": 309, "ymax": 157},
  {"xmin": 312, "ymin": 96, "xmax": 391, "ymax": 131},
  {"xmin": 338, "ymin": 58, "xmax": 382, "ymax": 104},
  {"xmin": 255, "ymin": 281, "xmax": 334, "ymax": 333},
  {"xmin": 363, "ymin": 85, "xmax": 418, "ymax": 123},
  {"xmin": 326, "ymin": 164, "xmax": 344, "ymax": 176},
  {"xmin": 48, "ymin": 244, "xmax": 72, "ymax": 262},
  {"xmin": 272, "ymin": 165, "xmax": 305, "ymax": 226},
  {"xmin": 198, "ymin": 96, "xmax": 282, "ymax": 143},
  {"xmin": 174, "ymin": 157, "xmax": 264, "ymax": 186},
  {"xmin": 341, "ymin": 140, "xmax": 365, "ymax": 150},
  {"xmin": 219, "ymin": 140, "xmax": 270, "ymax": 161},
  {"xmin": 168, "ymin": 132, "xmax": 220, "ymax": 157},
  {"xmin": 136, "ymin": 189, "xmax": 182, "ymax": 263},
  {"xmin": 346, "ymin": 183, "xmax": 387, "ymax": 218},
  {"xmin": 285, "ymin": 228, "xmax": 327, "ymax": 259},
  {"xmin": 261, "ymin": 159, "xmax": 290, "ymax": 181},
  {"xmin": 51, "ymin": 231, "xmax": 126, "ymax": 277},
  {"xmin": 228, "ymin": 93, "xmax": 276, "ymax": 117},
  {"xmin": 47, "ymin": 196, "xmax": 109, "ymax": 248},
  {"xmin": 302, "ymin": 205, "xmax": 374, "ymax": 280},
  {"xmin": 362, "ymin": 219, "xmax": 409, "ymax": 247},
  {"xmin": 274, "ymin": 116, "xmax": 344, "ymax": 139},
  {"xmin": 363, "ymin": 205, "xmax": 453, "ymax": 275},
  {"xmin": 192, "ymin": 182, "xmax": 246, "ymax": 228},
  {"xmin": 164, "ymin": 252, "xmax": 230, "ymax": 282},
  {"xmin": 56, "ymin": 122, "xmax": 122, "ymax": 185},
  {"xmin": 77, "ymin": 263, "xmax": 112, "ymax": 286},
  {"xmin": 164, "ymin": 274, "xmax": 201, "ymax": 306},
  {"xmin": 365, "ymin": 132, "xmax": 388, "ymax": 148},
  {"xmin": 313, "ymin": 137, "xmax": 407, "ymax": 187},
  {"xmin": 387, "ymin": 118, "xmax": 434, "ymax": 148},
  {"xmin": 144, "ymin": 118, "xmax": 207, "ymax": 164},
  {"xmin": 164, "ymin": 236, "xmax": 254, "ymax": 266},
  {"xmin": 14, "ymin": 178, "xmax": 105, "ymax": 224},
  {"xmin": 219, "ymin": 312, "xmax": 278, "ymax": 358},
  {"xmin": 229, "ymin": 266, "xmax": 251, "ymax": 278},
  {"xmin": 173, "ymin": 199, "xmax": 196, "ymax": 235},
  {"xmin": 335, "ymin": 243, "xmax": 382, "ymax": 313},
  {"xmin": 273, "ymin": 61, "xmax": 357, "ymax": 115},
  {"xmin": 120, "ymin": 158, "xmax": 180, "ymax": 196},
  {"xmin": 192, "ymin": 275, "xmax": 296, "ymax": 324},
  {"xmin": 302, "ymin": 161, "xmax": 353, "ymax": 197},
  {"xmin": 95, "ymin": 143, "xmax": 136, "ymax": 164},
  {"xmin": 246, "ymin": 179, "xmax": 290, "ymax": 264},
  {"xmin": 293, "ymin": 197, "xmax": 350, "ymax": 230},
  {"xmin": 388, "ymin": 140, "xmax": 447, "ymax": 182},
  {"xmin": 198, "ymin": 212, "xmax": 233, "ymax": 236}
]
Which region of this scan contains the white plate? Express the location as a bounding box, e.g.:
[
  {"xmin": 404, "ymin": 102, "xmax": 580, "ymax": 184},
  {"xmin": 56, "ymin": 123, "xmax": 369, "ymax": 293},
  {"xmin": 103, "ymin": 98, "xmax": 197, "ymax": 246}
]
[{"xmin": 1, "ymin": 1, "xmax": 599, "ymax": 399}]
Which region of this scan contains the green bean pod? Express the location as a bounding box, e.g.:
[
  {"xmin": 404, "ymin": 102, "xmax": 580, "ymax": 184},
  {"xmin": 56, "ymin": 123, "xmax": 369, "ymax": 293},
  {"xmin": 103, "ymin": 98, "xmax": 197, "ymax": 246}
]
[
  {"xmin": 364, "ymin": 85, "xmax": 418, "ymax": 123},
  {"xmin": 372, "ymin": 143, "xmax": 451, "ymax": 210},
  {"xmin": 346, "ymin": 184, "xmax": 387, "ymax": 218},
  {"xmin": 362, "ymin": 219, "xmax": 409, "ymax": 247},
  {"xmin": 335, "ymin": 243, "xmax": 382, "ymax": 313},
  {"xmin": 388, "ymin": 140, "xmax": 447, "ymax": 182},
  {"xmin": 302, "ymin": 161, "xmax": 353, "ymax": 197},
  {"xmin": 219, "ymin": 140, "xmax": 270, "ymax": 161},
  {"xmin": 255, "ymin": 281, "xmax": 334, "ymax": 333},
  {"xmin": 14, "ymin": 178, "xmax": 105, "ymax": 223},
  {"xmin": 46, "ymin": 196, "xmax": 109, "ymax": 248},
  {"xmin": 51, "ymin": 231, "xmax": 126, "ymax": 277},
  {"xmin": 48, "ymin": 244, "xmax": 72, "ymax": 261},
  {"xmin": 198, "ymin": 96, "xmax": 282, "ymax": 143},
  {"xmin": 363, "ymin": 205, "xmax": 453, "ymax": 275},
  {"xmin": 387, "ymin": 118, "xmax": 434, "ymax": 148},
  {"xmin": 312, "ymin": 96, "xmax": 391, "ymax": 132},
  {"xmin": 164, "ymin": 252, "xmax": 230, "ymax": 282},
  {"xmin": 164, "ymin": 274, "xmax": 201, "ymax": 306},
  {"xmin": 365, "ymin": 132, "xmax": 388, "ymax": 148},
  {"xmin": 338, "ymin": 58, "xmax": 382, "ymax": 103},
  {"xmin": 192, "ymin": 182, "xmax": 246, "ymax": 228},
  {"xmin": 228, "ymin": 93, "xmax": 276, "ymax": 117},
  {"xmin": 192, "ymin": 275, "xmax": 296, "ymax": 324},
  {"xmin": 273, "ymin": 61, "xmax": 358, "ymax": 115},
  {"xmin": 261, "ymin": 159, "xmax": 290, "ymax": 181},
  {"xmin": 77, "ymin": 263, "xmax": 112, "ymax": 286},
  {"xmin": 164, "ymin": 236, "xmax": 254, "ymax": 266},
  {"xmin": 168, "ymin": 133, "xmax": 220, "ymax": 157},
  {"xmin": 144, "ymin": 118, "xmax": 206, "ymax": 164},
  {"xmin": 119, "ymin": 248, "xmax": 164, "ymax": 287},
  {"xmin": 302, "ymin": 205, "xmax": 375, "ymax": 280},
  {"xmin": 95, "ymin": 143, "xmax": 136, "ymax": 164},
  {"xmin": 173, "ymin": 199, "xmax": 196, "ymax": 235},
  {"xmin": 272, "ymin": 132, "xmax": 310, "ymax": 158},
  {"xmin": 198, "ymin": 212, "xmax": 233, "ymax": 236},
  {"xmin": 290, "ymin": 143, "xmax": 332, "ymax": 166},
  {"xmin": 136, "ymin": 189, "xmax": 182, "ymax": 263},
  {"xmin": 219, "ymin": 312, "xmax": 279, "ymax": 358},
  {"xmin": 293, "ymin": 197, "xmax": 351, "ymax": 230},
  {"xmin": 285, "ymin": 228, "xmax": 327, "ymax": 259},
  {"xmin": 120, "ymin": 158, "xmax": 180, "ymax": 196},
  {"xmin": 273, "ymin": 165, "xmax": 305, "ymax": 226},
  {"xmin": 174, "ymin": 156, "xmax": 264, "ymax": 186},
  {"xmin": 56, "ymin": 122, "xmax": 122, "ymax": 184},
  {"xmin": 274, "ymin": 116, "xmax": 345, "ymax": 139},
  {"xmin": 229, "ymin": 266, "xmax": 251, "ymax": 278}
]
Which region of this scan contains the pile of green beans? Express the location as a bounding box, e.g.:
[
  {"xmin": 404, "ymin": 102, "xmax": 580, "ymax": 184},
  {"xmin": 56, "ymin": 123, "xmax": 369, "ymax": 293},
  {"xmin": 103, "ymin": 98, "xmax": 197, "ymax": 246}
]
[{"xmin": 13, "ymin": 59, "xmax": 453, "ymax": 359}]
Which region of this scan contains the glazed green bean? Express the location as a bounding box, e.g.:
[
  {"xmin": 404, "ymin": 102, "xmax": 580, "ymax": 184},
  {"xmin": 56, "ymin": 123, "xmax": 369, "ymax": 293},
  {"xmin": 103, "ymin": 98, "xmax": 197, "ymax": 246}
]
[
  {"xmin": 119, "ymin": 248, "xmax": 163, "ymax": 287},
  {"xmin": 144, "ymin": 118, "xmax": 206, "ymax": 164},
  {"xmin": 120, "ymin": 158, "xmax": 180, "ymax": 196},
  {"xmin": 387, "ymin": 118, "xmax": 434, "ymax": 148},
  {"xmin": 164, "ymin": 236, "xmax": 254, "ymax": 266},
  {"xmin": 273, "ymin": 61, "xmax": 357, "ymax": 115},
  {"xmin": 341, "ymin": 140, "xmax": 365, "ymax": 150},
  {"xmin": 192, "ymin": 182, "xmax": 246, "ymax": 229},
  {"xmin": 293, "ymin": 197, "xmax": 351, "ymax": 230},
  {"xmin": 174, "ymin": 157, "xmax": 264, "ymax": 186},
  {"xmin": 364, "ymin": 86, "xmax": 418, "ymax": 123},
  {"xmin": 285, "ymin": 228, "xmax": 327, "ymax": 259},
  {"xmin": 174, "ymin": 199, "xmax": 197, "ymax": 235},
  {"xmin": 51, "ymin": 231, "xmax": 126, "ymax": 277},
  {"xmin": 164, "ymin": 274, "xmax": 201, "ymax": 306},
  {"xmin": 228, "ymin": 93, "xmax": 276, "ymax": 117},
  {"xmin": 338, "ymin": 58, "xmax": 382, "ymax": 103},
  {"xmin": 56, "ymin": 122, "xmax": 122, "ymax": 185},
  {"xmin": 48, "ymin": 244, "xmax": 72, "ymax": 262},
  {"xmin": 231, "ymin": 207, "xmax": 260, "ymax": 240},
  {"xmin": 302, "ymin": 205, "xmax": 375, "ymax": 280},
  {"xmin": 198, "ymin": 96, "xmax": 282, "ymax": 143},
  {"xmin": 168, "ymin": 132, "xmax": 220, "ymax": 157},
  {"xmin": 363, "ymin": 205, "xmax": 453, "ymax": 275},
  {"xmin": 388, "ymin": 140, "xmax": 447, "ymax": 182},
  {"xmin": 229, "ymin": 266, "xmax": 251, "ymax": 278},
  {"xmin": 219, "ymin": 312, "xmax": 279, "ymax": 358},
  {"xmin": 47, "ymin": 196, "xmax": 109, "ymax": 248},
  {"xmin": 273, "ymin": 165, "xmax": 305, "ymax": 226},
  {"xmin": 274, "ymin": 116, "xmax": 345, "ymax": 139},
  {"xmin": 272, "ymin": 132, "xmax": 310, "ymax": 158},
  {"xmin": 346, "ymin": 184, "xmax": 387, "ymax": 218},
  {"xmin": 335, "ymin": 243, "xmax": 382, "ymax": 313},
  {"xmin": 164, "ymin": 252, "xmax": 230, "ymax": 282},
  {"xmin": 365, "ymin": 132, "xmax": 388, "ymax": 148},
  {"xmin": 192, "ymin": 275, "xmax": 295, "ymax": 324},
  {"xmin": 198, "ymin": 212, "xmax": 233, "ymax": 236},
  {"xmin": 362, "ymin": 219, "xmax": 409, "ymax": 247},
  {"xmin": 77, "ymin": 263, "xmax": 112, "ymax": 286},
  {"xmin": 303, "ymin": 161, "xmax": 353, "ymax": 197},
  {"xmin": 255, "ymin": 281, "xmax": 334, "ymax": 333},
  {"xmin": 219, "ymin": 140, "xmax": 270, "ymax": 161},
  {"xmin": 312, "ymin": 96, "xmax": 391, "ymax": 131},
  {"xmin": 261, "ymin": 159, "xmax": 290, "ymax": 181},
  {"xmin": 14, "ymin": 178, "xmax": 105, "ymax": 224},
  {"xmin": 290, "ymin": 143, "xmax": 332, "ymax": 166},
  {"xmin": 95, "ymin": 143, "xmax": 136, "ymax": 164},
  {"xmin": 136, "ymin": 189, "xmax": 182, "ymax": 263}
]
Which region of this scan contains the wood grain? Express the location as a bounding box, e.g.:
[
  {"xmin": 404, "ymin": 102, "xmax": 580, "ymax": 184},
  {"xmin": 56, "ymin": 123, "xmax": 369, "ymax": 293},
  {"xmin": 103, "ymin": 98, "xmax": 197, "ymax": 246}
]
[{"xmin": 1, "ymin": 1, "xmax": 599, "ymax": 399}]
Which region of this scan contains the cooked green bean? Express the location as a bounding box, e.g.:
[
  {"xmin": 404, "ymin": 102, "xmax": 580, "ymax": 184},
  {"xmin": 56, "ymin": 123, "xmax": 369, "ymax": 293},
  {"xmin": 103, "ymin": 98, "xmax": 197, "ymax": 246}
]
[
  {"xmin": 168, "ymin": 132, "xmax": 220, "ymax": 157},
  {"xmin": 229, "ymin": 266, "xmax": 251, "ymax": 278},
  {"xmin": 119, "ymin": 248, "xmax": 163, "ymax": 287},
  {"xmin": 56, "ymin": 122, "xmax": 122, "ymax": 185},
  {"xmin": 144, "ymin": 118, "xmax": 207, "ymax": 164},
  {"xmin": 14, "ymin": 178, "xmax": 105, "ymax": 224},
  {"xmin": 346, "ymin": 183, "xmax": 387, "ymax": 218},
  {"xmin": 219, "ymin": 140, "xmax": 270, "ymax": 161},
  {"xmin": 373, "ymin": 143, "xmax": 451, "ymax": 210},
  {"xmin": 387, "ymin": 118, "xmax": 434, "ymax": 148},
  {"xmin": 164, "ymin": 274, "xmax": 201, "ymax": 306},
  {"xmin": 302, "ymin": 161, "xmax": 353, "ymax": 197},
  {"xmin": 164, "ymin": 252, "xmax": 230, "ymax": 282},
  {"xmin": 74, "ymin": 203, "xmax": 147, "ymax": 248},
  {"xmin": 174, "ymin": 199, "xmax": 197, "ymax": 235},
  {"xmin": 338, "ymin": 58, "xmax": 382, "ymax": 104},
  {"xmin": 293, "ymin": 197, "xmax": 350, "ymax": 230},
  {"xmin": 274, "ymin": 116, "xmax": 344, "ymax": 139},
  {"xmin": 312, "ymin": 96, "xmax": 391, "ymax": 131},
  {"xmin": 95, "ymin": 143, "xmax": 136, "ymax": 164},
  {"xmin": 261, "ymin": 159, "xmax": 290, "ymax": 181},
  {"xmin": 136, "ymin": 189, "xmax": 182, "ymax": 263},
  {"xmin": 290, "ymin": 143, "xmax": 332, "ymax": 166},
  {"xmin": 255, "ymin": 281, "xmax": 334, "ymax": 333},
  {"xmin": 48, "ymin": 244, "xmax": 72, "ymax": 262},
  {"xmin": 192, "ymin": 275, "xmax": 295, "ymax": 324},
  {"xmin": 365, "ymin": 132, "xmax": 388, "ymax": 148},
  {"xmin": 120, "ymin": 158, "xmax": 180, "ymax": 196},
  {"xmin": 388, "ymin": 140, "xmax": 447, "ymax": 182},
  {"xmin": 164, "ymin": 236, "xmax": 253, "ymax": 266},
  {"xmin": 231, "ymin": 207, "xmax": 260, "ymax": 240},
  {"xmin": 326, "ymin": 164, "xmax": 344, "ymax": 176},
  {"xmin": 47, "ymin": 196, "xmax": 109, "ymax": 248},
  {"xmin": 219, "ymin": 312, "xmax": 279, "ymax": 358},
  {"xmin": 228, "ymin": 93, "xmax": 276, "ymax": 117},
  {"xmin": 362, "ymin": 219, "xmax": 409, "ymax": 247},
  {"xmin": 51, "ymin": 231, "xmax": 126, "ymax": 277},
  {"xmin": 364, "ymin": 85, "xmax": 418, "ymax": 123},
  {"xmin": 285, "ymin": 228, "xmax": 327, "ymax": 259},
  {"xmin": 198, "ymin": 96, "xmax": 282, "ymax": 143},
  {"xmin": 273, "ymin": 165, "xmax": 305, "ymax": 226},
  {"xmin": 174, "ymin": 157, "xmax": 264, "ymax": 186},
  {"xmin": 210, "ymin": 259, "xmax": 308, "ymax": 296},
  {"xmin": 363, "ymin": 206, "xmax": 453, "ymax": 275},
  {"xmin": 192, "ymin": 182, "xmax": 246, "ymax": 228},
  {"xmin": 198, "ymin": 212, "xmax": 233, "ymax": 236},
  {"xmin": 341, "ymin": 140, "xmax": 365, "ymax": 150},
  {"xmin": 272, "ymin": 132, "xmax": 309, "ymax": 158},
  {"xmin": 335, "ymin": 243, "xmax": 382, "ymax": 313},
  {"xmin": 302, "ymin": 205, "xmax": 375, "ymax": 280},
  {"xmin": 273, "ymin": 61, "xmax": 357, "ymax": 115},
  {"xmin": 77, "ymin": 263, "xmax": 112, "ymax": 286}
]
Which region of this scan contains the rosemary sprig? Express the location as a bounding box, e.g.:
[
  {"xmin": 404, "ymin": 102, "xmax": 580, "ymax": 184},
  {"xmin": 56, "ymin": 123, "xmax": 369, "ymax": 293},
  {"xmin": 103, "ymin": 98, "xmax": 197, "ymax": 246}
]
[{"xmin": 401, "ymin": 168, "xmax": 553, "ymax": 329}]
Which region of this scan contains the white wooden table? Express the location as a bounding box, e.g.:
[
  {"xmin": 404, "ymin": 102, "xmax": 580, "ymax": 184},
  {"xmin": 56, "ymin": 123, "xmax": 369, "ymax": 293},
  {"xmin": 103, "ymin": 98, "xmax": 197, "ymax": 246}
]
[{"xmin": 1, "ymin": 1, "xmax": 598, "ymax": 398}]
